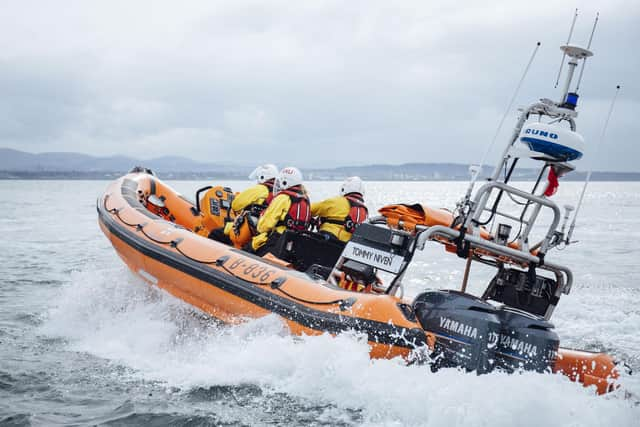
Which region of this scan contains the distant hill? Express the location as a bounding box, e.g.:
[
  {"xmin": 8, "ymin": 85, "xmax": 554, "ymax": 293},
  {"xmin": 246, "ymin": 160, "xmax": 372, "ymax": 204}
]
[
  {"xmin": 307, "ymin": 163, "xmax": 488, "ymax": 181},
  {"xmin": 0, "ymin": 148, "xmax": 247, "ymax": 179},
  {"xmin": 1, "ymin": 148, "xmax": 640, "ymax": 181},
  {"xmin": 305, "ymin": 163, "xmax": 640, "ymax": 181}
]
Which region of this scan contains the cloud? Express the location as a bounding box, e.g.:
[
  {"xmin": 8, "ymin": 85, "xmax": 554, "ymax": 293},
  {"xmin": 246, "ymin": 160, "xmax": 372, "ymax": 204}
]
[{"xmin": 1, "ymin": 0, "xmax": 638, "ymax": 170}]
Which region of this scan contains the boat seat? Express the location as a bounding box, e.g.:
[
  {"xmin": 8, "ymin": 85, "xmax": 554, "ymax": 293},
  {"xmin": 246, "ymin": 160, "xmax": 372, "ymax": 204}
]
[
  {"xmin": 306, "ymin": 264, "xmax": 333, "ymax": 280},
  {"xmin": 341, "ymin": 259, "xmax": 377, "ymax": 284},
  {"xmin": 269, "ymin": 230, "xmax": 345, "ymax": 272}
]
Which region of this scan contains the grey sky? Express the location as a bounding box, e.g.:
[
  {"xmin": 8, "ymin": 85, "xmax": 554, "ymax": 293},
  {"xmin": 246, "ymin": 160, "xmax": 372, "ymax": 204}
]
[{"xmin": 1, "ymin": 0, "xmax": 638, "ymax": 171}]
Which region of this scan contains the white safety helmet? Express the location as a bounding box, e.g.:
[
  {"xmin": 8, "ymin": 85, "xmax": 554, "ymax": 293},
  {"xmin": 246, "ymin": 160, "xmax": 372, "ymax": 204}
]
[
  {"xmin": 248, "ymin": 164, "xmax": 278, "ymax": 184},
  {"xmin": 274, "ymin": 166, "xmax": 304, "ymax": 194},
  {"xmin": 340, "ymin": 176, "xmax": 365, "ymax": 196}
]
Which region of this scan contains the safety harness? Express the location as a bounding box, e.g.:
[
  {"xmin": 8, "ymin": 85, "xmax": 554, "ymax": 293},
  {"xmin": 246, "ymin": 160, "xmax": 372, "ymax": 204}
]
[
  {"xmin": 277, "ymin": 187, "xmax": 311, "ymax": 231},
  {"xmin": 320, "ymin": 193, "xmax": 368, "ymax": 233}
]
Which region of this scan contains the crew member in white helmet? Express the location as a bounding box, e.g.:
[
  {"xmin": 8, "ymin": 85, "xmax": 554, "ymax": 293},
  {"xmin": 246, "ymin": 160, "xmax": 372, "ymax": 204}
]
[
  {"xmin": 310, "ymin": 176, "xmax": 368, "ymax": 242},
  {"xmin": 250, "ymin": 166, "xmax": 311, "ymax": 255},
  {"xmin": 209, "ymin": 164, "xmax": 278, "ymax": 244}
]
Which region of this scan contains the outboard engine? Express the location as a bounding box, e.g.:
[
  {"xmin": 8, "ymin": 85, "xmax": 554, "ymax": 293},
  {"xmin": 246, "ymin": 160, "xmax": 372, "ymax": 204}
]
[
  {"xmin": 412, "ymin": 290, "xmax": 501, "ymax": 374},
  {"xmin": 494, "ymin": 307, "xmax": 559, "ymax": 373},
  {"xmin": 413, "ymin": 290, "xmax": 560, "ymax": 374}
]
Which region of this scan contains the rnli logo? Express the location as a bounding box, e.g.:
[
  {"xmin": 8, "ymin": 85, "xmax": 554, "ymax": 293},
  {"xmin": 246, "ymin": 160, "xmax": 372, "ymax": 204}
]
[
  {"xmin": 525, "ymin": 128, "xmax": 558, "ymax": 139},
  {"xmin": 281, "ymin": 168, "xmax": 296, "ymax": 175}
]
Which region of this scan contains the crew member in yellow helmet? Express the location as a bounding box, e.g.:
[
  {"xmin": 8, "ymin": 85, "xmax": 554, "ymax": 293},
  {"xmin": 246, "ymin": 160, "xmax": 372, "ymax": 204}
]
[
  {"xmin": 250, "ymin": 166, "xmax": 311, "ymax": 255},
  {"xmin": 311, "ymin": 176, "xmax": 368, "ymax": 242},
  {"xmin": 209, "ymin": 164, "xmax": 277, "ymax": 244}
]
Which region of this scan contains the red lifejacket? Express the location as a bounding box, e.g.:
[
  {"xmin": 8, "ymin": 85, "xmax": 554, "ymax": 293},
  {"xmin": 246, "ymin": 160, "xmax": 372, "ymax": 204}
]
[
  {"xmin": 344, "ymin": 194, "xmax": 368, "ymax": 233},
  {"xmin": 319, "ymin": 193, "xmax": 368, "ymax": 233},
  {"xmin": 262, "ymin": 180, "xmax": 275, "ymax": 206},
  {"xmin": 277, "ymin": 186, "xmax": 311, "ymax": 231}
]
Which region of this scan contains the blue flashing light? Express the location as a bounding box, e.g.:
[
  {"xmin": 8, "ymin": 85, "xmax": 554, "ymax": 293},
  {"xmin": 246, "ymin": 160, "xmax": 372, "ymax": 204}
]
[{"xmin": 564, "ymin": 92, "xmax": 579, "ymax": 109}]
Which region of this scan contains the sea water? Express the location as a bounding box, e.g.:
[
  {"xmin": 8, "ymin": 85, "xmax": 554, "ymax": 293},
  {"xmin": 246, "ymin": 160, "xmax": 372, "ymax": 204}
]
[{"xmin": 1, "ymin": 180, "xmax": 639, "ymax": 426}]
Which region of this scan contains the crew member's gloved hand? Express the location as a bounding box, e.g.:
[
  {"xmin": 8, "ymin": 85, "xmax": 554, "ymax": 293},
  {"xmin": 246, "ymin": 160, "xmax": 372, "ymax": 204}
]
[{"xmin": 230, "ymin": 214, "xmax": 247, "ymax": 235}]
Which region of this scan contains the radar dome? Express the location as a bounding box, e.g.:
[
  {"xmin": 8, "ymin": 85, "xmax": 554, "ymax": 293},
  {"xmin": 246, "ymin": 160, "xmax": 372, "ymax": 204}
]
[{"xmin": 518, "ymin": 122, "xmax": 584, "ymax": 161}]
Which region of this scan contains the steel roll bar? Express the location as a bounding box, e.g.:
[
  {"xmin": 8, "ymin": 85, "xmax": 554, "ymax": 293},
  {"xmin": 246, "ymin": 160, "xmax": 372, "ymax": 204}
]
[
  {"xmin": 415, "ymin": 225, "xmax": 572, "ymax": 293},
  {"xmin": 466, "ymin": 181, "xmax": 562, "ymax": 255}
]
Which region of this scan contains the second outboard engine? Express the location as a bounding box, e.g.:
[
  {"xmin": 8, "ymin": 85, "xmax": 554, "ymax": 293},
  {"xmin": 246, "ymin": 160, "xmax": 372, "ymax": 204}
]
[
  {"xmin": 413, "ymin": 290, "xmax": 560, "ymax": 374},
  {"xmin": 494, "ymin": 307, "xmax": 559, "ymax": 373},
  {"xmin": 413, "ymin": 290, "xmax": 501, "ymax": 374}
]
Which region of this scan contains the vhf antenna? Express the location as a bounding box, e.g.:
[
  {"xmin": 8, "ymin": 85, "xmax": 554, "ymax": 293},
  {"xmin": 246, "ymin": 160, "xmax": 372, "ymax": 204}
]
[
  {"xmin": 556, "ymin": 11, "xmax": 599, "ymax": 107},
  {"xmin": 460, "ymin": 42, "xmax": 541, "ymax": 210},
  {"xmin": 575, "ymin": 13, "xmax": 599, "ymax": 92},
  {"xmin": 554, "ymin": 8, "xmax": 579, "ymax": 89},
  {"xmin": 566, "ymin": 85, "xmax": 621, "ymax": 244}
]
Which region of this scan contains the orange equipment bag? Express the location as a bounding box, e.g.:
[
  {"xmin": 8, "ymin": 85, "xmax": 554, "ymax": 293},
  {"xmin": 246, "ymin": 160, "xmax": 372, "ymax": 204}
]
[
  {"xmin": 379, "ymin": 204, "xmax": 526, "ymax": 256},
  {"xmin": 379, "ymin": 203, "xmax": 455, "ymax": 232}
]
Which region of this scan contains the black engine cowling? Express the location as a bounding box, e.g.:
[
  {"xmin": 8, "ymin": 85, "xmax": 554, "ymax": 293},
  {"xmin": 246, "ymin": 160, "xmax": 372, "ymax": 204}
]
[
  {"xmin": 412, "ymin": 290, "xmax": 559, "ymax": 374},
  {"xmin": 412, "ymin": 290, "xmax": 501, "ymax": 374},
  {"xmin": 494, "ymin": 307, "xmax": 559, "ymax": 373}
]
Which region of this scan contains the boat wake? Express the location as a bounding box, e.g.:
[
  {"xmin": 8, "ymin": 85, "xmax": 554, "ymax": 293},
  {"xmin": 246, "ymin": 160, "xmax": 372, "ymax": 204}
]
[{"xmin": 38, "ymin": 266, "xmax": 639, "ymax": 426}]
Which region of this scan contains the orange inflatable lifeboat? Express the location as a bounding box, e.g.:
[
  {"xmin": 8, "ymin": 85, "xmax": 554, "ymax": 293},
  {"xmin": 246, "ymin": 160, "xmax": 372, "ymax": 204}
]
[{"xmin": 97, "ymin": 169, "xmax": 620, "ymax": 394}]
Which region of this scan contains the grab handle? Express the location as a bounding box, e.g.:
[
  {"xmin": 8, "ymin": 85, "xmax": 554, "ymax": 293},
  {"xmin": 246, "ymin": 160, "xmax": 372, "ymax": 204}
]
[{"xmin": 195, "ymin": 186, "xmax": 212, "ymax": 213}]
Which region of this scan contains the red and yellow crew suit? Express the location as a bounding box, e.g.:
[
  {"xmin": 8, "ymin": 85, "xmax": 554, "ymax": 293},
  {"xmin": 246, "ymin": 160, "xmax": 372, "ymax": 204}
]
[{"xmin": 251, "ymin": 185, "xmax": 311, "ymax": 255}]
